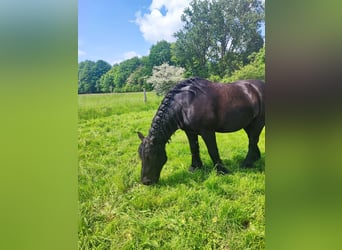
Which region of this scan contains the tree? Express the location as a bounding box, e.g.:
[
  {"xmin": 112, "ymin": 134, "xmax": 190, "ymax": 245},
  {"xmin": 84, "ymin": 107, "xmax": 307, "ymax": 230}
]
[
  {"xmin": 125, "ymin": 65, "xmax": 153, "ymax": 92},
  {"xmin": 94, "ymin": 60, "xmax": 112, "ymax": 92},
  {"xmin": 148, "ymin": 40, "xmax": 172, "ymax": 68},
  {"xmin": 78, "ymin": 60, "xmax": 111, "ymax": 94},
  {"xmin": 97, "ymin": 65, "xmax": 119, "ymax": 93},
  {"xmin": 96, "ymin": 55, "xmax": 155, "ymax": 93},
  {"xmin": 174, "ymin": 0, "xmax": 264, "ymax": 78},
  {"xmin": 115, "ymin": 57, "xmax": 141, "ymax": 89},
  {"xmin": 78, "ymin": 60, "xmax": 96, "ymax": 94},
  {"xmin": 147, "ymin": 63, "xmax": 185, "ymax": 96},
  {"xmin": 174, "ymin": 0, "xmax": 212, "ymax": 78},
  {"xmin": 222, "ymin": 46, "xmax": 265, "ymax": 82}
]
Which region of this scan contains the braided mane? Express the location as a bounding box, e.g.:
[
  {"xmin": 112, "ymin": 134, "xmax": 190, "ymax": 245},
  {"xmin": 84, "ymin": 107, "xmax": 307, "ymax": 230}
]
[{"xmin": 148, "ymin": 77, "xmax": 205, "ymax": 144}]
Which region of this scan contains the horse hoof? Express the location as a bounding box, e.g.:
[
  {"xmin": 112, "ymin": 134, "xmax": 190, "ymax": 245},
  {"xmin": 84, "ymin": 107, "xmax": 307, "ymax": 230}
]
[
  {"xmin": 240, "ymin": 162, "xmax": 253, "ymax": 168},
  {"xmin": 215, "ymin": 164, "xmax": 230, "ymax": 175},
  {"xmin": 189, "ymin": 165, "xmax": 201, "ymax": 172}
]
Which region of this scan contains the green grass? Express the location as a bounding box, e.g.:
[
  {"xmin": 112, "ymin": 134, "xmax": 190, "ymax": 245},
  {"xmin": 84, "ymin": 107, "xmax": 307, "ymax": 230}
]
[{"xmin": 79, "ymin": 92, "xmax": 265, "ymax": 249}]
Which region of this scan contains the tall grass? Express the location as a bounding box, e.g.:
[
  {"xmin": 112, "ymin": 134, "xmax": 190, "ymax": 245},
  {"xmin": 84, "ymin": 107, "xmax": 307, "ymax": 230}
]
[
  {"xmin": 79, "ymin": 92, "xmax": 265, "ymax": 249},
  {"xmin": 78, "ymin": 92, "xmax": 162, "ymax": 120}
]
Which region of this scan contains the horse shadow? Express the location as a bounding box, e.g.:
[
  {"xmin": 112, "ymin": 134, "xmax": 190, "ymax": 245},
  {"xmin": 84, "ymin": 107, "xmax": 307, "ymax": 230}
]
[
  {"xmin": 158, "ymin": 165, "xmax": 212, "ymax": 187},
  {"xmin": 158, "ymin": 152, "xmax": 265, "ymax": 187},
  {"xmin": 229, "ymin": 152, "xmax": 265, "ymax": 173}
]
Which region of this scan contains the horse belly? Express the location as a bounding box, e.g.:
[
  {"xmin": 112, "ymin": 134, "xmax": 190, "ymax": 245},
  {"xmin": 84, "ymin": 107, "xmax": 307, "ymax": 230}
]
[
  {"xmin": 201, "ymin": 101, "xmax": 257, "ymax": 132},
  {"xmin": 182, "ymin": 105, "xmax": 253, "ymax": 133},
  {"xmin": 215, "ymin": 88, "xmax": 260, "ymax": 132},
  {"xmin": 215, "ymin": 110, "xmax": 253, "ymax": 132}
]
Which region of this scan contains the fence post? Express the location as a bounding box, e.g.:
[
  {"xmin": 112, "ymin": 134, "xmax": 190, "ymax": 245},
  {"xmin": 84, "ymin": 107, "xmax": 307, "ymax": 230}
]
[{"xmin": 143, "ymin": 88, "xmax": 147, "ymax": 103}]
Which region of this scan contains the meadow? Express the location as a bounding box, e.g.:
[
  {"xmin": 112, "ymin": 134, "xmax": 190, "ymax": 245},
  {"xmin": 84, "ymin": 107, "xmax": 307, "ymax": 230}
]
[{"xmin": 78, "ymin": 92, "xmax": 265, "ymax": 249}]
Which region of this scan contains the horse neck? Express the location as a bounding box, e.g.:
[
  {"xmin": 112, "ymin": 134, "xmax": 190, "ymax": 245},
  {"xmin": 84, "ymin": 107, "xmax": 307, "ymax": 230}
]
[{"xmin": 148, "ymin": 98, "xmax": 179, "ymax": 145}]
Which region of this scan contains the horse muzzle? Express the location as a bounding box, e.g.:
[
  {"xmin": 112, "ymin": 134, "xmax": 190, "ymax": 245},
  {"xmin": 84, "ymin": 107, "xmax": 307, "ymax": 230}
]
[{"xmin": 141, "ymin": 176, "xmax": 158, "ymax": 185}]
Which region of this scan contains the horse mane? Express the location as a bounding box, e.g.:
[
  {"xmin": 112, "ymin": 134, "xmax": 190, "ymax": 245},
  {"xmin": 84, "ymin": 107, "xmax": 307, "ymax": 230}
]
[{"xmin": 148, "ymin": 77, "xmax": 206, "ymax": 144}]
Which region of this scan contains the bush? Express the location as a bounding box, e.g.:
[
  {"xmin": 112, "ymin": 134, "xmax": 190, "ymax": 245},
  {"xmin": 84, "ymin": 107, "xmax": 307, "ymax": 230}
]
[
  {"xmin": 222, "ymin": 47, "xmax": 265, "ymax": 83},
  {"xmin": 147, "ymin": 63, "xmax": 185, "ymax": 95}
]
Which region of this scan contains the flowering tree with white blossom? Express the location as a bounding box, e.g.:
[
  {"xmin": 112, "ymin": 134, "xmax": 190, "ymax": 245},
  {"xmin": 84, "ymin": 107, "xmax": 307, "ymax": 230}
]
[{"xmin": 147, "ymin": 63, "xmax": 185, "ymax": 96}]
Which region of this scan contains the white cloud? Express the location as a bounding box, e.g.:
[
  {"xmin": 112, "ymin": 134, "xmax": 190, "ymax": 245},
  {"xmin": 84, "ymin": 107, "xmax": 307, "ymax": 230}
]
[
  {"xmin": 111, "ymin": 51, "xmax": 141, "ymax": 65},
  {"xmin": 135, "ymin": 0, "xmax": 191, "ymax": 43}
]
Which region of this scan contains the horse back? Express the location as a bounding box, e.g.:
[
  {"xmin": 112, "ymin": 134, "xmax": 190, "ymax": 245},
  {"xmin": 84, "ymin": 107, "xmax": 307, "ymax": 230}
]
[{"xmin": 179, "ymin": 79, "xmax": 264, "ymax": 132}]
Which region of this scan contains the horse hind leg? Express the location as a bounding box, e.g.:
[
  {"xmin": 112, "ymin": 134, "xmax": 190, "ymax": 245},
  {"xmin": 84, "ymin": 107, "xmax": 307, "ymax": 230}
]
[{"xmin": 241, "ymin": 117, "xmax": 264, "ymax": 168}]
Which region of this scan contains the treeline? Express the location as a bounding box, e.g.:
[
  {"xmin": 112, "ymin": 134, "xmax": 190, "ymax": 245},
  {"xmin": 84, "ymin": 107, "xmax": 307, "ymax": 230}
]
[{"xmin": 78, "ymin": 0, "xmax": 265, "ymax": 94}]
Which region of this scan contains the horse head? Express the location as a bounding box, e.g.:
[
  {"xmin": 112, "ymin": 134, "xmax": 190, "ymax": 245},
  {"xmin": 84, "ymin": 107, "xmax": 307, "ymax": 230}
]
[{"xmin": 138, "ymin": 132, "xmax": 167, "ymax": 185}]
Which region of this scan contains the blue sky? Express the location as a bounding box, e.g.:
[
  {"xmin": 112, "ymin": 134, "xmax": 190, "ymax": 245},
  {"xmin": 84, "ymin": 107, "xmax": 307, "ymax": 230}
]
[
  {"xmin": 78, "ymin": 0, "xmax": 264, "ymax": 65},
  {"xmin": 78, "ymin": 0, "xmax": 150, "ymax": 64}
]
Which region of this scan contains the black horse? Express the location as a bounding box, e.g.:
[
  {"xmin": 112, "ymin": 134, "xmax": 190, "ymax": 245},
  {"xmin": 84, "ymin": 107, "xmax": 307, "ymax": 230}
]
[{"xmin": 138, "ymin": 78, "xmax": 265, "ymax": 185}]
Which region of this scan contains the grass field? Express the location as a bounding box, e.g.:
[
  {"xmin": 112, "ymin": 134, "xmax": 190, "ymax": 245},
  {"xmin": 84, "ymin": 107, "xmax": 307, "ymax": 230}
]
[{"xmin": 78, "ymin": 92, "xmax": 265, "ymax": 249}]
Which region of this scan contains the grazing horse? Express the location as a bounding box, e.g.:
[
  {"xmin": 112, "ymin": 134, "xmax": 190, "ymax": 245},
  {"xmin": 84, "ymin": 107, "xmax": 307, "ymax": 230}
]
[{"xmin": 138, "ymin": 78, "xmax": 265, "ymax": 185}]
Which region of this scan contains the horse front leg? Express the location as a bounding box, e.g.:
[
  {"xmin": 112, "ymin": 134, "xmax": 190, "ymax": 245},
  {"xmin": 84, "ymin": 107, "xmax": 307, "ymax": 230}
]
[
  {"xmin": 200, "ymin": 131, "xmax": 230, "ymax": 174},
  {"xmin": 185, "ymin": 130, "xmax": 203, "ymax": 172}
]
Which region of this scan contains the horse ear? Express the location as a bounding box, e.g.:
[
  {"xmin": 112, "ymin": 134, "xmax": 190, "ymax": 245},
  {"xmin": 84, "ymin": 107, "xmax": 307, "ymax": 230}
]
[{"xmin": 137, "ymin": 132, "xmax": 145, "ymax": 141}]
